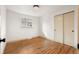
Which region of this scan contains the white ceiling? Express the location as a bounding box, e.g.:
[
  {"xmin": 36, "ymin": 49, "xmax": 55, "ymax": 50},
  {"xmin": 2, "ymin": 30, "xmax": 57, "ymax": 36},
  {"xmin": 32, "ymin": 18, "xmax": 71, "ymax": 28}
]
[{"xmin": 6, "ymin": 5, "xmax": 76, "ymax": 17}]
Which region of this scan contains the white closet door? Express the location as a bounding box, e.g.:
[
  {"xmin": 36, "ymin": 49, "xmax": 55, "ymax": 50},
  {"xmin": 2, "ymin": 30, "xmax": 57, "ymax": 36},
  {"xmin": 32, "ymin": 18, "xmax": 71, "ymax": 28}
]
[
  {"xmin": 54, "ymin": 15, "xmax": 63, "ymax": 43},
  {"xmin": 64, "ymin": 11, "xmax": 74, "ymax": 46}
]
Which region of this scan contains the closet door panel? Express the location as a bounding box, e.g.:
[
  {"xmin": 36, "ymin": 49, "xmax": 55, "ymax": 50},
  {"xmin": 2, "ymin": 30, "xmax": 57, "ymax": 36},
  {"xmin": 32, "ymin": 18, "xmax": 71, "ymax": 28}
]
[
  {"xmin": 54, "ymin": 15, "xmax": 63, "ymax": 43},
  {"xmin": 64, "ymin": 12, "xmax": 74, "ymax": 46}
]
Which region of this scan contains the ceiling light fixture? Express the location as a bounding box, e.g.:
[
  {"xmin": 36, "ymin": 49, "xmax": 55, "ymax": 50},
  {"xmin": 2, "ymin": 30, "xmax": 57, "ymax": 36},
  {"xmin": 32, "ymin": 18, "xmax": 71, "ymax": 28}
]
[{"xmin": 33, "ymin": 5, "xmax": 39, "ymax": 10}]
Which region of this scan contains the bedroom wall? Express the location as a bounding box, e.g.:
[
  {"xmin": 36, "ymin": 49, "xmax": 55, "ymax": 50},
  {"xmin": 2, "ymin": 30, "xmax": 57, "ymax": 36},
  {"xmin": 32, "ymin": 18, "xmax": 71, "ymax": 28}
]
[
  {"xmin": 6, "ymin": 10, "xmax": 40, "ymax": 42},
  {"xmin": 40, "ymin": 14, "xmax": 54, "ymax": 40}
]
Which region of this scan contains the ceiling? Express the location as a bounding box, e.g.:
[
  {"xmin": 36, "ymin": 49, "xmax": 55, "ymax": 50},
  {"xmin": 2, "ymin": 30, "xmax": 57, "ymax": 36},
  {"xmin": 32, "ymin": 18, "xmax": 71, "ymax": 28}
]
[{"xmin": 6, "ymin": 5, "xmax": 76, "ymax": 17}]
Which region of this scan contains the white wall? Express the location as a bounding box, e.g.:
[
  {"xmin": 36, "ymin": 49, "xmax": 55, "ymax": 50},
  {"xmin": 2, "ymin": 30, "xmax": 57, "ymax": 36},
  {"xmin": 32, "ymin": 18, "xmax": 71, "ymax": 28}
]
[
  {"xmin": 40, "ymin": 14, "xmax": 54, "ymax": 40},
  {"xmin": 6, "ymin": 10, "xmax": 40, "ymax": 42},
  {"xmin": 41, "ymin": 6, "xmax": 78, "ymax": 48},
  {"xmin": 0, "ymin": 6, "xmax": 6, "ymax": 54}
]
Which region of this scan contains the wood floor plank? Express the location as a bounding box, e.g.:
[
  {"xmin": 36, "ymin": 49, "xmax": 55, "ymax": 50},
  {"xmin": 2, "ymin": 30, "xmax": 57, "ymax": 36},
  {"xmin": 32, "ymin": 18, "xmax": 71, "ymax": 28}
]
[{"xmin": 4, "ymin": 37, "xmax": 77, "ymax": 54}]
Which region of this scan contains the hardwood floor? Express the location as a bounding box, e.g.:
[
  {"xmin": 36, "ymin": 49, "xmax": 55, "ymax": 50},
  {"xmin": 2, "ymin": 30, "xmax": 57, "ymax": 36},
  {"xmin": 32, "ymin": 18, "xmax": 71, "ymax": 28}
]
[{"xmin": 4, "ymin": 37, "xmax": 77, "ymax": 54}]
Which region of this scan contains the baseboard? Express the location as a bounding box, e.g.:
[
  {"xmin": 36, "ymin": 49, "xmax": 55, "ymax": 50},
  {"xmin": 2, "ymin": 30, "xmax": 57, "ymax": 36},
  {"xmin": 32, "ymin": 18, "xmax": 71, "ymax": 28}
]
[{"xmin": 7, "ymin": 36, "xmax": 41, "ymax": 43}]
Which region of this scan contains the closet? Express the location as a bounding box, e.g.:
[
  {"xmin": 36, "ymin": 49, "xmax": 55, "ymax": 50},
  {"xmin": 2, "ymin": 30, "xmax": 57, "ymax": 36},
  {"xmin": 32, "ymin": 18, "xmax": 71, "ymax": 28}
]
[{"xmin": 54, "ymin": 11, "xmax": 74, "ymax": 46}]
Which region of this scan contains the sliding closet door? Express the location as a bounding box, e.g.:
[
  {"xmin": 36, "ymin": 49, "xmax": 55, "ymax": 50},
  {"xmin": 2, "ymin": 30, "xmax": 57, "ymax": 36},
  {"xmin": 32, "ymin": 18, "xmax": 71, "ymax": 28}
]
[
  {"xmin": 64, "ymin": 11, "xmax": 74, "ymax": 46},
  {"xmin": 54, "ymin": 15, "xmax": 63, "ymax": 43}
]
